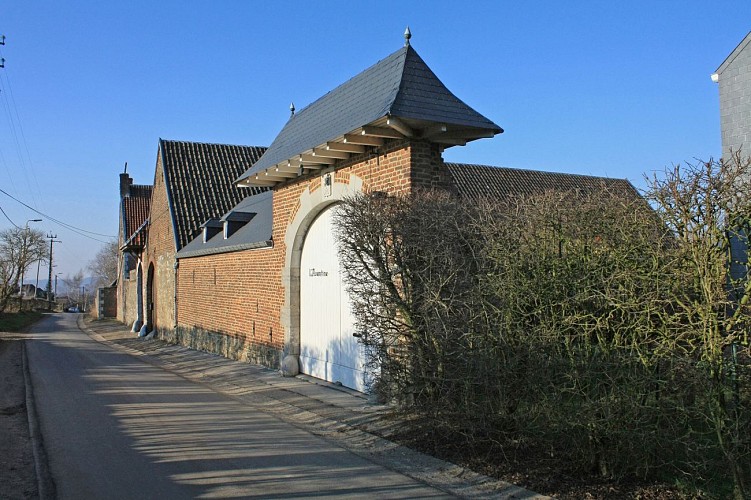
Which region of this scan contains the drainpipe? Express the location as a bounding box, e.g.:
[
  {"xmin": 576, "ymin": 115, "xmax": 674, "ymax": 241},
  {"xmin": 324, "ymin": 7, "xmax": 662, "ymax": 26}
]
[{"xmin": 173, "ymin": 259, "xmax": 179, "ymax": 328}]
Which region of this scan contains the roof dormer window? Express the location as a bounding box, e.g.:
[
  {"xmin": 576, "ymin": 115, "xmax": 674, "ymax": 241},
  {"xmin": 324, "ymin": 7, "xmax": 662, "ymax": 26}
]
[
  {"xmin": 222, "ymin": 211, "xmax": 256, "ymax": 239},
  {"xmin": 201, "ymin": 219, "xmax": 223, "ymax": 243}
]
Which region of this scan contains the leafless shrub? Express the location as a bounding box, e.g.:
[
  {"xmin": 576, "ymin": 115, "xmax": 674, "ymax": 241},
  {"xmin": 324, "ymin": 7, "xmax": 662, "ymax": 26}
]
[{"xmin": 335, "ymin": 156, "xmax": 751, "ymax": 496}]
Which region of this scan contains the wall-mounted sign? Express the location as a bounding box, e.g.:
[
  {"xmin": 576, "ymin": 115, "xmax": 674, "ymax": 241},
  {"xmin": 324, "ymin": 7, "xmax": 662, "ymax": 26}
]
[
  {"xmin": 309, "ymin": 268, "xmax": 329, "ymax": 277},
  {"xmin": 322, "ymin": 173, "xmax": 332, "ymax": 198}
]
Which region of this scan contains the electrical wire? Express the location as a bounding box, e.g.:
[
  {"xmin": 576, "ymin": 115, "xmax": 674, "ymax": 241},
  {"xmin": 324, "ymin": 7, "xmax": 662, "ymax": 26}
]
[
  {"xmin": 0, "ymin": 41, "xmax": 43, "ymax": 209},
  {"xmin": 0, "ymin": 203, "xmax": 19, "ymax": 228},
  {"xmin": 0, "ymin": 187, "xmax": 116, "ymax": 242},
  {"xmin": 0, "ymin": 147, "xmax": 18, "ymax": 196}
]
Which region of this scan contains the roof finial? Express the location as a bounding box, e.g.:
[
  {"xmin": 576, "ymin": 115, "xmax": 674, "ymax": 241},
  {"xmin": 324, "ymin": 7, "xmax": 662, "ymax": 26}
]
[
  {"xmin": 404, "ymin": 26, "xmax": 411, "ymax": 47},
  {"xmin": 290, "ymin": 102, "xmax": 295, "ymax": 116},
  {"xmin": 124, "ymin": 161, "xmax": 128, "ymax": 174}
]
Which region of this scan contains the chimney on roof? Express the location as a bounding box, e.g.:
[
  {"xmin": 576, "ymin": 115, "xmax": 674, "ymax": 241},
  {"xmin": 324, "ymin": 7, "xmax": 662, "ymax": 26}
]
[{"xmin": 119, "ymin": 170, "xmax": 133, "ymax": 199}]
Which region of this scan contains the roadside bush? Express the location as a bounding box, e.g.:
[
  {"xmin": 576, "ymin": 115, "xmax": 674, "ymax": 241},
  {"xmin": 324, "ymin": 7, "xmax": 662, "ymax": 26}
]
[{"xmin": 335, "ymin": 155, "xmax": 751, "ymax": 497}]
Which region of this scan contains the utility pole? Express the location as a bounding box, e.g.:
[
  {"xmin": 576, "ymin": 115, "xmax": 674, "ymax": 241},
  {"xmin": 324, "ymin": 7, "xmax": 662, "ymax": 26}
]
[
  {"xmin": 46, "ymin": 234, "xmax": 61, "ymax": 310},
  {"xmin": 18, "ymin": 219, "xmax": 42, "ymax": 310}
]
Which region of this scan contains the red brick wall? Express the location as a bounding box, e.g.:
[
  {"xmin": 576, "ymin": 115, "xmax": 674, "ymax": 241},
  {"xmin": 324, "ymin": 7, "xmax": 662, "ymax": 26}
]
[
  {"xmin": 175, "ymin": 139, "xmax": 446, "ymax": 365},
  {"xmin": 144, "ymin": 152, "xmax": 177, "ymax": 330},
  {"xmin": 103, "ymin": 286, "xmax": 117, "ymax": 317}
]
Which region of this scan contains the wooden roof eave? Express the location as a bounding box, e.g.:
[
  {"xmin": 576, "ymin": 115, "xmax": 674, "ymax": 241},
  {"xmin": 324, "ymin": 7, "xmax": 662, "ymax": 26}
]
[
  {"xmin": 236, "ymin": 116, "xmax": 501, "ymax": 188},
  {"xmin": 235, "ymin": 119, "xmax": 400, "ymax": 188}
]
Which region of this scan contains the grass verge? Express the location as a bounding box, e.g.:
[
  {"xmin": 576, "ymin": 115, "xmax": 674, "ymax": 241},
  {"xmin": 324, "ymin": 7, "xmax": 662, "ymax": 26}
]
[{"xmin": 0, "ymin": 311, "xmax": 43, "ymax": 332}]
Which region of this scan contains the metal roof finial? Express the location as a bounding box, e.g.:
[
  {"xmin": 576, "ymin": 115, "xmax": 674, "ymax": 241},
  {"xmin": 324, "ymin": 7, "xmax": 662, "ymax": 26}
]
[
  {"xmin": 404, "ymin": 26, "xmax": 411, "ymax": 47},
  {"xmin": 290, "ymin": 102, "xmax": 295, "ymax": 117}
]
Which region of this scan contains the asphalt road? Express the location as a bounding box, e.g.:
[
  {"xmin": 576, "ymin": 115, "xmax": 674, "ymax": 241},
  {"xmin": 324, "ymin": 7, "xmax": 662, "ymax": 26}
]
[{"xmin": 26, "ymin": 313, "xmax": 451, "ymax": 499}]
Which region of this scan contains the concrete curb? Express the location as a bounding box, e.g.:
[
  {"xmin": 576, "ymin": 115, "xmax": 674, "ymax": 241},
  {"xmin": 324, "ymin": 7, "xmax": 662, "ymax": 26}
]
[{"xmin": 22, "ymin": 342, "xmax": 56, "ymax": 500}]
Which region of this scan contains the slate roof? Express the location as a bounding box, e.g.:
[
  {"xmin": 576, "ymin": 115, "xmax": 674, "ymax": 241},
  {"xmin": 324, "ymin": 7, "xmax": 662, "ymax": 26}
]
[
  {"xmin": 176, "ymin": 190, "xmax": 273, "ymax": 259},
  {"xmin": 121, "ymin": 184, "xmax": 152, "ymax": 249},
  {"xmin": 159, "ymin": 140, "xmax": 267, "ymax": 250},
  {"xmin": 446, "ymin": 163, "xmax": 639, "ymax": 201},
  {"xmin": 237, "ymin": 44, "xmax": 501, "ymax": 183}
]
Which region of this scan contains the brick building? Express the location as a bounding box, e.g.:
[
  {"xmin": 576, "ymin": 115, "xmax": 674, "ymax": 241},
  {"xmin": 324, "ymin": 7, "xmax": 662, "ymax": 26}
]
[
  {"xmin": 164, "ymin": 36, "xmax": 637, "ymax": 391},
  {"xmin": 116, "ymin": 140, "xmax": 266, "ymax": 332},
  {"xmin": 116, "ymin": 34, "xmax": 638, "ymax": 391},
  {"xmin": 116, "ymin": 170, "xmax": 151, "ymax": 329}
]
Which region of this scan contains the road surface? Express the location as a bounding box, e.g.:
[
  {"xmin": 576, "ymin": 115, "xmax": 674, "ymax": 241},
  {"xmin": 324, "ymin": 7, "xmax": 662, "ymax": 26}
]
[{"xmin": 26, "ymin": 313, "xmax": 451, "ymax": 499}]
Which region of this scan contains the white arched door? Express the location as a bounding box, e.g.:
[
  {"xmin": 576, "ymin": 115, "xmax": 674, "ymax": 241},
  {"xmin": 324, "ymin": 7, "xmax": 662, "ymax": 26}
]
[{"xmin": 299, "ymin": 205, "xmax": 366, "ymax": 391}]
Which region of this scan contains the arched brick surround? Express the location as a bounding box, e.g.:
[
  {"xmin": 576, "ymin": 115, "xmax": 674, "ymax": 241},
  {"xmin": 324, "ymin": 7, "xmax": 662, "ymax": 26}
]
[{"xmin": 280, "ymin": 173, "xmax": 364, "ymax": 375}]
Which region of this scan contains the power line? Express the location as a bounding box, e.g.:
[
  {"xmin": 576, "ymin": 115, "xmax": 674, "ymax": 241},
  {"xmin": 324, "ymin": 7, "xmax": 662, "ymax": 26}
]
[
  {"xmin": 0, "ymin": 35, "xmax": 43, "ymax": 209},
  {"xmin": 0, "ymin": 147, "xmax": 18, "ymax": 196},
  {"xmin": 0, "ymin": 203, "xmax": 18, "ymax": 228},
  {"xmin": 0, "ymin": 186, "xmax": 116, "ymax": 242}
]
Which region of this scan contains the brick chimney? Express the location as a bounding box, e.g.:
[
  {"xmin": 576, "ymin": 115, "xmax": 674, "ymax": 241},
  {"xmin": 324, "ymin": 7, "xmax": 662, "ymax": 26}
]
[{"xmin": 119, "ymin": 172, "xmax": 132, "ymax": 198}]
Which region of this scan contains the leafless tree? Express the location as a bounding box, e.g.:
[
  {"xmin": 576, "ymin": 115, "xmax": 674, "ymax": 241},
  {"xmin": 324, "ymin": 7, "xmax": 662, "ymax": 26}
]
[
  {"xmin": 87, "ymin": 240, "xmax": 118, "ymax": 289},
  {"xmin": 0, "ymin": 227, "xmax": 47, "ymax": 312},
  {"xmin": 62, "ymin": 270, "xmax": 85, "ymax": 308}
]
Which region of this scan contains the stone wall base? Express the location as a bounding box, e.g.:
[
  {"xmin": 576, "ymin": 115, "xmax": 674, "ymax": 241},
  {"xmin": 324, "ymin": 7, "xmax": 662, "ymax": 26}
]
[{"xmin": 158, "ymin": 326, "xmax": 282, "ymax": 369}]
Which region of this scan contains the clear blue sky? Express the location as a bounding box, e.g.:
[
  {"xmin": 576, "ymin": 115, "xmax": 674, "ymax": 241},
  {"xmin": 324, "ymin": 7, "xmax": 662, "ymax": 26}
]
[{"xmin": 0, "ymin": 1, "xmax": 749, "ymax": 279}]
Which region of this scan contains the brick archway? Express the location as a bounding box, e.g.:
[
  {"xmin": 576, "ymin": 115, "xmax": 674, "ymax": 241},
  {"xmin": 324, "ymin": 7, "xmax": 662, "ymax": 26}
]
[
  {"xmin": 280, "ymin": 173, "xmax": 364, "ymax": 377},
  {"xmin": 146, "ymin": 262, "xmax": 156, "ymax": 331},
  {"xmin": 136, "ymin": 261, "xmax": 144, "ymax": 329}
]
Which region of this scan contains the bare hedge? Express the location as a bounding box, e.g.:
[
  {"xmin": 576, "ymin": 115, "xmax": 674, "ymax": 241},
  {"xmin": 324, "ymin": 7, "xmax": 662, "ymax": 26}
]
[{"xmin": 334, "ymin": 156, "xmax": 751, "ymax": 497}]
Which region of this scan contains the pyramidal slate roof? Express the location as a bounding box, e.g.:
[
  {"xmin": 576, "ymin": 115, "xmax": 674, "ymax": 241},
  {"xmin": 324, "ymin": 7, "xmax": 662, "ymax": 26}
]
[
  {"xmin": 121, "ymin": 184, "xmax": 152, "ymax": 249},
  {"xmin": 237, "ymin": 44, "xmax": 501, "ymax": 183},
  {"xmin": 446, "ymin": 163, "xmax": 639, "ymax": 200},
  {"xmin": 159, "ymin": 140, "xmax": 267, "ymax": 250}
]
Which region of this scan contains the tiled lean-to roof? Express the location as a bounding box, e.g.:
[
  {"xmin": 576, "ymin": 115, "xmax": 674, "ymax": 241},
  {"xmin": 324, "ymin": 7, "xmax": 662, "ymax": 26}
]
[
  {"xmin": 159, "ymin": 140, "xmax": 267, "ymax": 250},
  {"xmin": 121, "ymin": 184, "xmax": 152, "ymax": 249},
  {"xmin": 237, "ymin": 43, "xmax": 502, "ymax": 186},
  {"xmin": 446, "ymin": 163, "xmax": 639, "ymax": 200}
]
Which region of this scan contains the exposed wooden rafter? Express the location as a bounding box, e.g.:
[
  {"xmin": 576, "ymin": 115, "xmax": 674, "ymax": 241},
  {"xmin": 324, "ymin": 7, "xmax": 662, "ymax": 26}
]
[
  {"xmin": 263, "ymin": 171, "xmax": 293, "ymax": 181},
  {"xmin": 326, "ymin": 142, "xmax": 366, "ymax": 154},
  {"xmin": 268, "ymin": 169, "xmax": 297, "ymax": 179},
  {"xmin": 312, "ymin": 148, "xmax": 350, "ymax": 160},
  {"xmin": 343, "ymin": 134, "xmax": 384, "ymax": 146},
  {"xmin": 360, "ymin": 126, "xmax": 403, "ymax": 139},
  {"xmin": 300, "ymin": 154, "xmax": 335, "ymax": 165},
  {"xmin": 248, "ymin": 176, "xmax": 277, "ymax": 187},
  {"xmin": 386, "ymin": 116, "xmax": 413, "ymax": 137}
]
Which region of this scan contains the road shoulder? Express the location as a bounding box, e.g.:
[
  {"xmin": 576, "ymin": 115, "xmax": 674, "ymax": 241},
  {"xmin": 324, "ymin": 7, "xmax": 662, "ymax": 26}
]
[{"xmin": 0, "ymin": 334, "xmax": 38, "ymax": 500}]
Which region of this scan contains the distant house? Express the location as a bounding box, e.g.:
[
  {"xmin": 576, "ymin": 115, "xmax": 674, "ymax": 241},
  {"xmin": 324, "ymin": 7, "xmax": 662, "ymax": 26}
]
[{"xmin": 164, "ymin": 34, "xmax": 639, "ymax": 392}]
